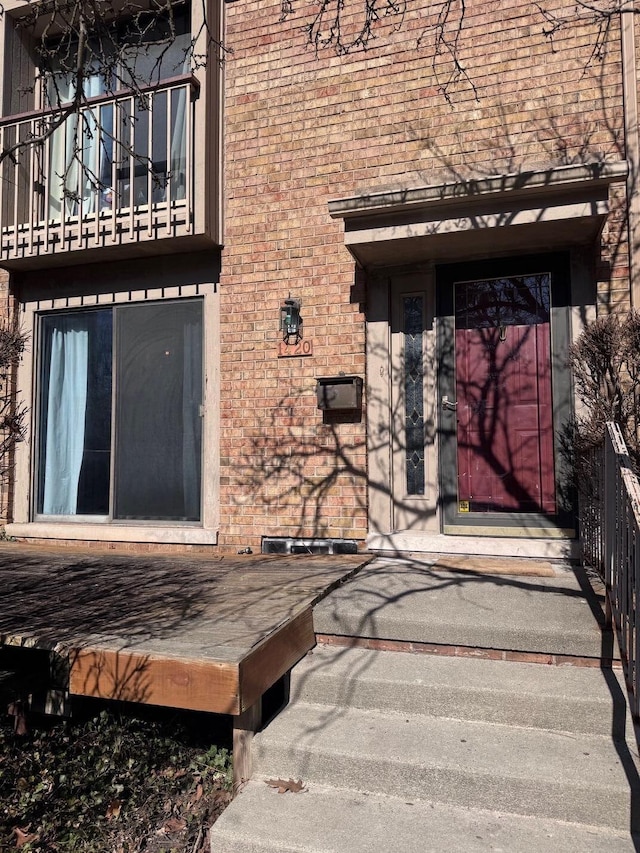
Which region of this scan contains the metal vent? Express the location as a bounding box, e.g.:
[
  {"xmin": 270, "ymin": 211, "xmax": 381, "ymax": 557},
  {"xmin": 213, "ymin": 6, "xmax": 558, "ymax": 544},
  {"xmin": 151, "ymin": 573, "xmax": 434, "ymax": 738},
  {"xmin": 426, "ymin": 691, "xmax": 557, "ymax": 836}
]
[{"xmin": 261, "ymin": 537, "xmax": 358, "ymax": 555}]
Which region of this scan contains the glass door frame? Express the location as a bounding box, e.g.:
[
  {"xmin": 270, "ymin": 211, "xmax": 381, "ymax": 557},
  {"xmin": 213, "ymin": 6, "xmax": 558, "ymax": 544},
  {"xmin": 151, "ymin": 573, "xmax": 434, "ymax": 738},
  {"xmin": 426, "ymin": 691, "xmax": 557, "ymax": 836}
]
[{"xmin": 32, "ymin": 296, "xmax": 204, "ymax": 525}]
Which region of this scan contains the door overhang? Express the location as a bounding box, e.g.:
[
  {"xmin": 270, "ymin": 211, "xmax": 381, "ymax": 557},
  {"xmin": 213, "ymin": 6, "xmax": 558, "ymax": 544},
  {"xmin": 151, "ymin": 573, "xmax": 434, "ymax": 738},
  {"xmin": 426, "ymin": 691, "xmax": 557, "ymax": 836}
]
[{"xmin": 328, "ymin": 161, "xmax": 628, "ymax": 267}]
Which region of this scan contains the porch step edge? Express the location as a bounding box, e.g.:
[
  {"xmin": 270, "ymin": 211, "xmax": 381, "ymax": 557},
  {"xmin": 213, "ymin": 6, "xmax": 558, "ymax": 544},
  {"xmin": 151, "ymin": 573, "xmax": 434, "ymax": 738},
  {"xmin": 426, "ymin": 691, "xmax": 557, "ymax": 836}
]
[
  {"xmin": 315, "ymin": 633, "xmax": 618, "ymax": 666},
  {"xmin": 366, "ymin": 533, "xmax": 580, "ymax": 560},
  {"xmin": 291, "ymin": 646, "xmax": 629, "ymax": 737},
  {"xmin": 253, "ymin": 702, "xmax": 639, "ymax": 831},
  {"xmin": 212, "ymin": 780, "xmax": 638, "ymax": 853}
]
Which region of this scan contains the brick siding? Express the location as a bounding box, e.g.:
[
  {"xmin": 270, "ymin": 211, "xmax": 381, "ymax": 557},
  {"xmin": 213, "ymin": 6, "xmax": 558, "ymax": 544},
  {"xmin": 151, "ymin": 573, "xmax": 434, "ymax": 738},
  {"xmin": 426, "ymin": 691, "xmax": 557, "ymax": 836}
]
[
  {"xmin": 0, "ymin": 1, "xmax": 632, "ymax": 550},
  {"xmin": 218, "ymin": 0, "xmax": 628, "ymax": 549}
]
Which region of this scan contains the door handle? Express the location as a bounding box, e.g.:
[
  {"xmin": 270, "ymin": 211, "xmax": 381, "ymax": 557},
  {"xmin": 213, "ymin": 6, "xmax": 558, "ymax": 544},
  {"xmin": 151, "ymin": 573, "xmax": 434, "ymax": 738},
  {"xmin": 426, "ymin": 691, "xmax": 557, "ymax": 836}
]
[{"xmin": 442, "ymin": 395, "xmax": 458, "ymax": 411}]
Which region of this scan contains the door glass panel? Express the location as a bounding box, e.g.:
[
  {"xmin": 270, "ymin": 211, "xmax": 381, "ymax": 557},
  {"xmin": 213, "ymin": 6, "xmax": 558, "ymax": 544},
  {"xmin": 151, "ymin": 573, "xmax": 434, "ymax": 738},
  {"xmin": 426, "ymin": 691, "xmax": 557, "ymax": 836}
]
[
  {"xmin": 404, "ymin": 296, "xmax": 425, "ymax": 496},
  {"xmin": 37, "ymin": 299, "xmax": 203, "ymax": 522},
  {"xmin": 455, "ymin": 274, "xmax": 550, "ymax": 328},
  {"xmin": 114, "ymin": 300, "xmax": 202, "ymax": 520},
  {"xmin": 38, "ymin": 309, "xmax": 112, "ymax": 515}
]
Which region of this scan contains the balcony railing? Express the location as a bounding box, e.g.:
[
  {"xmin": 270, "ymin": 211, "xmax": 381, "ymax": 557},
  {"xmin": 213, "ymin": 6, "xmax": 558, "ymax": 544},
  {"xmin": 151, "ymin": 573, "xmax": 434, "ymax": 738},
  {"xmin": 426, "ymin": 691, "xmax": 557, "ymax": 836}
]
[{"xmin": 0, "ymin": 75, "xmax": 197, "ymax": 265}]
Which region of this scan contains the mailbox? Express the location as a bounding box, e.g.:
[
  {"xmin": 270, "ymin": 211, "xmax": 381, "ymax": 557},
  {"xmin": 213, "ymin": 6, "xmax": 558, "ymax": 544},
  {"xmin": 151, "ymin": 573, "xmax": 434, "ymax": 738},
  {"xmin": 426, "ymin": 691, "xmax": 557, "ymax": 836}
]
[{"xmin": 316, "ymin": 376, "xmax": 363, "ymax": 411}]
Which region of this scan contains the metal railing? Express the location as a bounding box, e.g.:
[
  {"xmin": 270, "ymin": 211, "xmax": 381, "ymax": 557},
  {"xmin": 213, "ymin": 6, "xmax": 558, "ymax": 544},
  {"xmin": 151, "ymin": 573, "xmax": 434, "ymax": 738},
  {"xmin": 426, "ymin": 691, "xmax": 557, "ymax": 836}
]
[
  {"xmin": 0, "ymin": 75, "xmax": 197, "ymax": 263},
  {"xmin": 578, "ymin": 441, "xmax": 605, "ymax": 575},
  {"xmin": 580, "ymin": 422, "xmax": 640, "ymax": 717}
]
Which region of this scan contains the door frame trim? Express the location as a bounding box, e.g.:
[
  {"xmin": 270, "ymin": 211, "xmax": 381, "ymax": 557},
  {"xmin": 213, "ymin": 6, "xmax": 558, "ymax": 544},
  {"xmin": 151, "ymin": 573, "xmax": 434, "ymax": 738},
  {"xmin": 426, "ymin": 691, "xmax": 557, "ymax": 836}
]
[{"xmin": 436, "ymin": 252, "xmax": 575, "ymax": 533}]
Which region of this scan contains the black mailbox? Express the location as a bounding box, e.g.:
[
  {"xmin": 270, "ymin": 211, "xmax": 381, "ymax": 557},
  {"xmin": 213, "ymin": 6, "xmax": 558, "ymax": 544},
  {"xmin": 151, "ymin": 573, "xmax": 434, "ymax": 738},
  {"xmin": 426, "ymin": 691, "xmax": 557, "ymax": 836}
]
[{"xmin": 316, "ymin": 376, "xmax": 363, "ymax": 411}]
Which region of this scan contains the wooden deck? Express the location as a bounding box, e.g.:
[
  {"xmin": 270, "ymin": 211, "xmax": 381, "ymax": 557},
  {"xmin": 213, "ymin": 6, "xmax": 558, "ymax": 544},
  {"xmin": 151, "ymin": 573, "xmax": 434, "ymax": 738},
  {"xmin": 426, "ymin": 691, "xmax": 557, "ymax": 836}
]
[{"xmin": 0, "ymin": 544, "xmax": 367, "ymax": 737}]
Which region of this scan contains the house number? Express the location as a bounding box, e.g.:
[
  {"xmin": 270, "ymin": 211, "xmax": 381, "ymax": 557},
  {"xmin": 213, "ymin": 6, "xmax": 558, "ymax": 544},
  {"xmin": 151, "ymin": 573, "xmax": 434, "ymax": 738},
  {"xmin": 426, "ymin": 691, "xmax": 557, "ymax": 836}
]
[{"xmin": 278, "ymin": 340, "xmax": 313, "ymax": 357}]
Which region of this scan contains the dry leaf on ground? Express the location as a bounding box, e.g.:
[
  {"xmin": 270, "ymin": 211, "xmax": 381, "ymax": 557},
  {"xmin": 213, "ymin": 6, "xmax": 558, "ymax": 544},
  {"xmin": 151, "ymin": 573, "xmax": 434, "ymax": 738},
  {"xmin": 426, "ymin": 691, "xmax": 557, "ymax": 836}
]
[
  {"xmin": 14, "ymin": 827, "xmax": 38, "ymax": 848},
  {"xmin": 106, "ymin": 799, "xmax": 122, "ymax": 820},
  {"xmin": 265, "ymin": 778, "xmax": 306, "ymax": 794},
  {"xmin": 157, "ymin": 816, "xmax": 188, "ymax": 835}
]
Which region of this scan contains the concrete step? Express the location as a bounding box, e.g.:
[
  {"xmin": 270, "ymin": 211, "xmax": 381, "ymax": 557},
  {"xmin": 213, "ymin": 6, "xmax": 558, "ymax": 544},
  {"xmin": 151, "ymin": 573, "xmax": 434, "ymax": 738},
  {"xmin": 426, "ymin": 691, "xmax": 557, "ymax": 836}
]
[
  {"xmin": 210, "ymin": 558, "xmax": 637, "ymax": 852},
  {"xmin": 313, "ymin": 561, "xmax": 608, "ymax": 658},
  {"xmin": 252, "ymin": 700, "xmax": 638, "ymax": 832},
  {"xmin": 213, "ymin": 781, "xmax": 637, "ymax": 853},
  {"xmin": 292, "ymin": 645, "xmax": 630, "ymax": 737}
]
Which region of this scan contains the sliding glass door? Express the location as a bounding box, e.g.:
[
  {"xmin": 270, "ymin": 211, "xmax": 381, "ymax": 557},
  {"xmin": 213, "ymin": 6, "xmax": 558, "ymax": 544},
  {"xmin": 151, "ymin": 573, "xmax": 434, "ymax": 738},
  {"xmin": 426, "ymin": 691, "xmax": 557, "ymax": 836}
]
[{"xmin": 37, "ymin": 299, "xmax": 203, "ymax": 522}]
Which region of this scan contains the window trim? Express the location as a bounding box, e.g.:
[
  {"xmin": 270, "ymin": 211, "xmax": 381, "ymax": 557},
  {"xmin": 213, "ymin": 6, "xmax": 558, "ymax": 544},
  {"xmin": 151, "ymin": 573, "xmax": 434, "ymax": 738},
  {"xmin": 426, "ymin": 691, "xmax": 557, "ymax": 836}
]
[
  {"xmin": 6, "ymin": 279, "xmax": 220, "ymax": 545},
  {"xmin": 6, "ymin": 521, "xmax": 219, "ymax": 545},
  {"xmin": 33, "ymin": 298, "xmax": 205, "ymax": 525}
]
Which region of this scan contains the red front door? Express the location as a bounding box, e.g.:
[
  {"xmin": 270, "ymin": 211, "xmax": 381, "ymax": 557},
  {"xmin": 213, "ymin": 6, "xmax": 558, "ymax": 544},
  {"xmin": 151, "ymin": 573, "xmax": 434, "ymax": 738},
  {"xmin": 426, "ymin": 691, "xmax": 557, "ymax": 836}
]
[{"xmin": 454, "ymin": 273, "xmax": 556, "ymax": 514}]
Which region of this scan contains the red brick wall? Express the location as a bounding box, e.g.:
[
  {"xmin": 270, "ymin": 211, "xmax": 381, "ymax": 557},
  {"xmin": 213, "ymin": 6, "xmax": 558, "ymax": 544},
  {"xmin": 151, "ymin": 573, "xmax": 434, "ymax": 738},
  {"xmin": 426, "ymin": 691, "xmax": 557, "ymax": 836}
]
[
  {"xmin": 219, "ymin": 0, "xmax": 628, "ymax": 549},
  {"xmin": 0, "ymin": 2, "xmax": 629, "ymax": 549}
]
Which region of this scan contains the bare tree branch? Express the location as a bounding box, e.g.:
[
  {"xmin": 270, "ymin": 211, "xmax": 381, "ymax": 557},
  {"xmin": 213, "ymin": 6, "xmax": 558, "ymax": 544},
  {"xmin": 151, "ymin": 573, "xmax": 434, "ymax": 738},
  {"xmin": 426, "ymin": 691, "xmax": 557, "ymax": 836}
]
[
  {"xmin": 0, "ymin": 0, "xmax": 221, "ymax": 206},
  {"xmin": 280, "ymin": 0, "xmax": 407, "ymax": 54},
  {"xmin": 535, "ymin": 0, "xmax": 619, "ymax": 64},
  {"xmin": 280, "ymin": 1, "xmax": 473, "ymax": 100}
]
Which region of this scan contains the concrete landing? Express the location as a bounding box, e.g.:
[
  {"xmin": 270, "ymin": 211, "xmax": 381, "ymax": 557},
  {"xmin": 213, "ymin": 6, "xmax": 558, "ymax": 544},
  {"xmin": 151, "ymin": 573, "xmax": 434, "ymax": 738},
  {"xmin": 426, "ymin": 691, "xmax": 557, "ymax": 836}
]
[{"xmin": 313, "ymin": 556, "xmax": 610, "ymax": 659}]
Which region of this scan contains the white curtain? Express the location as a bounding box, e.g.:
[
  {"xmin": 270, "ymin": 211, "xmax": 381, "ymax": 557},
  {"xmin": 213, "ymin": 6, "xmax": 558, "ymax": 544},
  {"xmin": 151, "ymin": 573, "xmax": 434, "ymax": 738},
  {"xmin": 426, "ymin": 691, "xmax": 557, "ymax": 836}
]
[
  {"xmin": 42, "ymin": 316, "xmax": 89, "ymax": 515},
  {"xmin": 48, "ymin": 70, "xmax": 105, "ymax": 220},
  {"xmin": 47, "ymin": 73, "xmax": 73, "ymax": 221}
]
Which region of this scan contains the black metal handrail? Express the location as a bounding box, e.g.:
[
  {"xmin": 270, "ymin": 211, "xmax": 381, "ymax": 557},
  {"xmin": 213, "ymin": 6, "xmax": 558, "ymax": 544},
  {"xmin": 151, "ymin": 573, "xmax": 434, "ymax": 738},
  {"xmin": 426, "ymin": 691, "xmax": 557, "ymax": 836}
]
[{"xmin": 580, "ymin": 423, "xmax": 640, "ymax": 717}]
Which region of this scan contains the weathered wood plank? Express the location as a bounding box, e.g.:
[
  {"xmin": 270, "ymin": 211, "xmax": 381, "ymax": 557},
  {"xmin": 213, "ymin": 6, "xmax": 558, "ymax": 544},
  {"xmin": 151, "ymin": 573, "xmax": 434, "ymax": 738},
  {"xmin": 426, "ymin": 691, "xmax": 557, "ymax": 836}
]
[
  {"xmin": 239, "ymin": 608, "xmax": 315, "ymax": 713},
  {"xmin": 69, "ymin": 648, "xmax": 241, "ymax": 714},
  {"xmin": 232, "ymin": 697, "xmax": 262, "ymax": 789}
]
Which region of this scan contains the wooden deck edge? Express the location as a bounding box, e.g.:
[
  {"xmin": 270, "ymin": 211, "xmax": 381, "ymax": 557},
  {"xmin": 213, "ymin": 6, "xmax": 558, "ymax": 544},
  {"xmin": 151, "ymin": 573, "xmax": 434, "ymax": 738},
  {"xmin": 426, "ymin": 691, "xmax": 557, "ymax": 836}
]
[
  {"xmin": 304, "ymin": 556, "xmax": 375, "ymax": 608},
  {"xmin": 230, "ymin": 608, "xmax": 315, "ymax": 790},
  {"xmin": 69, "ymin": 647, "xmax": 241, "ymax": 714},
  {"xmin": 238, "ymin": 607, "xmax": 315, "ymax": 713},
  {"xmin": 67, "ymin": 608, "xmax": 316, "ymax": 717}
]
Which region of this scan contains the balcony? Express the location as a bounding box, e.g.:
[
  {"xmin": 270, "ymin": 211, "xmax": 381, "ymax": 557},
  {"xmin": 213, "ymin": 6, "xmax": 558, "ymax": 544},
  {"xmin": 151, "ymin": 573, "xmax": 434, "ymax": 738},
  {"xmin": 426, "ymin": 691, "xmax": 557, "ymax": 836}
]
[{"xmin": 0, "ymin": 75, "xmax": 201, "ymax": 269}]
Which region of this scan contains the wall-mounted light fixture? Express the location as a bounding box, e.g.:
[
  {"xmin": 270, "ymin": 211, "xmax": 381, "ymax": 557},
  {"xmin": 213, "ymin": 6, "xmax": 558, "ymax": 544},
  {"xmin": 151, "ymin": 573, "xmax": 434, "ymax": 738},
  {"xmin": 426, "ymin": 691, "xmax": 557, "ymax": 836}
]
[{"xmin": 280, "ymin": 297, "xmax": 302, "ymax": 343}]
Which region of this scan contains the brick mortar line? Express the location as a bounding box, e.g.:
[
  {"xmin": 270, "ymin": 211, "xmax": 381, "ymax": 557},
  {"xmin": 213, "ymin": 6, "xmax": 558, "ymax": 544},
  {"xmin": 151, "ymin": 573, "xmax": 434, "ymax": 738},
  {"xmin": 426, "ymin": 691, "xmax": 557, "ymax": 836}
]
[{"xmin": 315, "ymin": 633, "xmax": 622, "ymax": 669}]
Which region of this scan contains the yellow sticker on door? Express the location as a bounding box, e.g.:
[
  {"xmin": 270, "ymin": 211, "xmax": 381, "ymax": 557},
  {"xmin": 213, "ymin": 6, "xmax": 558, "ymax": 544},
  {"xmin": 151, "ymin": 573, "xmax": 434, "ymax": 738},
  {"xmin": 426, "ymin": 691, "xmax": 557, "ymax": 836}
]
[{"xmin": 459, "ymin": 501, "xmax": 470, "ymax": 513}]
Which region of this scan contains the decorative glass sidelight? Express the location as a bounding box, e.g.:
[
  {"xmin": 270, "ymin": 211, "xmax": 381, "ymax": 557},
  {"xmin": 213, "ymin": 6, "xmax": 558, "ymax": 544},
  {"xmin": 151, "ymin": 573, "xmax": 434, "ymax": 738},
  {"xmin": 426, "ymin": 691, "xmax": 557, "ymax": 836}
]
[{"xmin": 403, "ymin": 296, "xmax": 425, "ymax": 495}]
